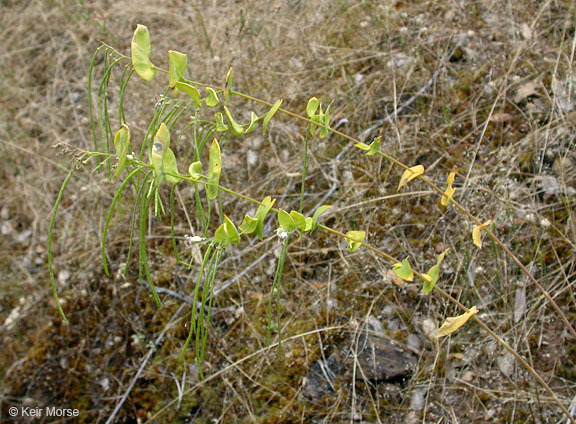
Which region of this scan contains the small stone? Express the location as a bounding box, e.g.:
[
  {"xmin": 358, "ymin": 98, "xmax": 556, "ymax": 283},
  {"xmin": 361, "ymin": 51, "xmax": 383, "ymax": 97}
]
[
  {"xmin": 98, "ymin": 376, "xmax": 110, "ymax": 391},
  {"xmin": 303, "ymin": 353, "xmax": 342, "ymax": 401},
  {"xmin": 421, "ymin": 319, "xmax": 437, "ymax": 339},
  {"xmin": 365, "ymin": 315, "xmax": 384, "ymax": 334},
  {"xmin": 355, "ymin": 334, "xmax": 416, "ymax": 381},
  {"xmin": 247, "ymin": 150, "xmax": 258, "ymax": 167},
  {"xmin": 58, "ymin": 270, "xmax": 71, "ymax": 285},
  {"xmin": 497, "ymin": 352, "xmax": 515, "ymax": 377},
  {"xmin": 406, "ymin": 334, "xmax": 421, "ymax": 353},
  {"xmin": 409, "ymin": 387, "xmax": 427, "ymax": 412}
]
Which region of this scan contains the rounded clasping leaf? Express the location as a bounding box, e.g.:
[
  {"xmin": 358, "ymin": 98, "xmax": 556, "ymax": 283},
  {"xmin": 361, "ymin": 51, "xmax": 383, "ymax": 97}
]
[{"xmin": 131, "ymin": 24, "xmax": 156, "ymax": 81}]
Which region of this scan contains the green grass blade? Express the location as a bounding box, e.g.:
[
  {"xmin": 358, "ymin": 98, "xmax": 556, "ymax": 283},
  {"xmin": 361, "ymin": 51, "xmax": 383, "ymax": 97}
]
[
  {"xmin": 102, "ymin": 168, "xmax": 140, "ymax": 276},
  {"xmin": 88, "ymin": 45, "xmax": 105, "ymax": 152},
  {"xmin": 48, "ymin": 161, "xmax": 82, "ymax": 322},
  {"xmin": 299, "ymin": 129, "xmax": 310, "ymax": 213},
  {"xmin": 139, "ymin": 182, "xmax": 162, "ymax": 308},
  {"xmin": 169, "ymin": 185, "xmax": 178, "ymax": 262},
  {"xmin": 267, "ymin": 238, "xmax": 289, "ymax": 351},
  {"xmin": 124, "ymin": 172, "xmax": 151, "ymax": 274},
  {"xmin": 179, "ymin": 243, "xmax": 214, "ymax": 363}
]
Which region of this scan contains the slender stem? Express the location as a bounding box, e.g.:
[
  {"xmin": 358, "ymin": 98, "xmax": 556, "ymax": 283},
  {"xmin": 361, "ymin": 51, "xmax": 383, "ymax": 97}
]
[
  {"xmin": 48, "ymin": 160, "xmax": 84, "ymax": 322},
  {"xmin": 299, "ymin": 129, "xmax": 310, "ymax": 214},
  {"xmin": 434, "ymin": 286, "xmax": 575, "ymax": 424},
  {"xmin": 166, "ymin": 174, "xmax": 574, "ymax": 419},
  {"xmin": 176, "ymin": 78, "xmax": 576, "ymax": 339}
]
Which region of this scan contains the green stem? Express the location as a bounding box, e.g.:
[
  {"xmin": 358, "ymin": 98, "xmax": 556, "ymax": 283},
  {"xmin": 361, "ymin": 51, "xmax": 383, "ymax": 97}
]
[
  {"xmin": 299, "ymin": 129, "xmax": 310, "ymax": 214},
  {"xmin": 48, "ymin": 160, "xmax": 84, "ymax": 321}
]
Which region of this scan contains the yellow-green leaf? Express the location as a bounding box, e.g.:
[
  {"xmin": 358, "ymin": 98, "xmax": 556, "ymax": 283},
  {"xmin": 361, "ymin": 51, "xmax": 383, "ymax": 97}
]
[
  {"xmin": 131, "ymin": 24, "xmax": 156, "ymax": 81},
  {"xmin": 205, "ymin": 88, "xmax": 219, "ymax": 107},
  {"xmin": 215, "ymin": 216, "xmax": 240, "ymax": 247},
  {"xmin": 224, "ymin": 215, "xmax": 240, "ymax": 244},
  {"xmin": 421, "ymin": 248, "xmax": 450, "ymax": 292},
  {"xmin": 240, "ymin": 215, "xmax": 258, "ymax": 235},
  {"xmin": 278, "ymin": 209, "xmax": 295, "ymax": 231},
  {"xmin": 113, "ymin": 125, "xmax": 130, "ymax": 177},
  {"xmin": 207, "ymin": 139, "xmax": 221, "ymax": 200},
  {"xmin": 392, "ymin": 258, "xmax": 414, "ymax": 282},
  {"xmin": 441, "ymin": 171, "xmax": 457, "ymax": 206},
  {"xmin": 168, "ymin": 50, "xmax": 187, "ymax": 89},
  {"xmin": 155, "ymin": 122, "xmax": 171, "ymax": 148},
  {"xmin": 436, "ymin": 306, "xmax": 479, "ymax": 338},
  {"xmin": 356, "ymin": 136, "xmax": 382, "ymax": 156},
  {"xmin": 214, "ymin": 113, "xmax": 228, "ymax": 132},
  {"xmin": 345, "ymin": 230, "xmax": 365, "ymax": 252},
  {"xmin": 175, "ymin": 82, "xmax": 201, "ymax": 109},
  {"xmin": 366, "ymin": 136, "xmax": 382, "ymax": 155},
  {"xmin": 306, "ymin": 97, "xmax": 319, "ymax": 118},
  {"xmin": 223, "ymin": 106, "xmax": 245, "ymax": 136},
  {"xmin": 244, "ymin": 112, "xmax": 260, "ymax": 134},
  {"xmin": 188, "ymin": 161, "xmax": 202, "ymax": 179},
  {"xmin": 151, "ymin": 123, "xmax": 170, "ymax": 186},
  {"xmin": 253, "ymin": 196, "xmax": 275, "ymax": 240},
  {"xmin": 318, "ymin": 103, "xmax": 331, "ymax": 138},
  {"xmin": 224, "ymin": 67, "xmax": 233, "ymax": 103},
  {"xmin": 355, "ymin": 142, "xmax": 370, "ymax": 151},
  {"xmin": 289, "ymin": 210, "xmax": 307, "ymax": 231},
  {"xmin": 398, "ymin": 165, "xmax": 424, "ymax": 191},
  {"xmin": 311, "ymin": 205, "xmax": 331, "ymax": 232},
  {"xmin": 473, "ymin": 220, "xmax": 492, "ymax": 248},
  {"xmin": 262, "ymin": 99, "xmax": 283, "ymax": 135},
  {"xmin": 163, "ymin": 147, "xmax": 180, "ymax": 184}
]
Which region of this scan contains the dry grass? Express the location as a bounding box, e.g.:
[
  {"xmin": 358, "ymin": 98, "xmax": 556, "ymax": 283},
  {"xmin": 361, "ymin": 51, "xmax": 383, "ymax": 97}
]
[{"xmin": 1, "ymin": 0, "xmax": 576, "ymax": 423}]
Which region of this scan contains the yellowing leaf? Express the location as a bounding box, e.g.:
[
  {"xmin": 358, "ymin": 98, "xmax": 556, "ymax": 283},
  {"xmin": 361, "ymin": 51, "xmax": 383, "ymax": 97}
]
[
  {"xmin": 244, "ymin": 112, "xmax": 260, "ymax": 134},
  {"xmin": 441, "ymin": 171, "xmax": 457, "ymax": 206},
  {"xmin": 366, "ymin": 137, "xmax": 382, "ymax": 155},
  {"xmin": 262, "ymin": 99, "xmax": 283, "ymax": 135},
  {"xmin": 436, "ymin": 306, "xmax": 479, "ymax": 337},
  {"xmin": 318, "ymin": 103, "xmax": 331, "ymax": 138},
  {"xmin": 206, "ymin": 139, "xmax": 222, "ymax": 200},
  {"xmin": 306, "ymin": 97, "xmax": 319, "ymax": 118},
  {"xmin": 131, "ymin": 25, "xmax": 156, "ymax": 81},
  {"xmin": 223, "ymin": 106, "xmax": 244, "ymax": 136},
  {"xmin": 421, "ymin": 248, "xmax": 450, "ymax": 292},
  {"xmin": 224, "ymin": 67, "xmax": 233, "ymax": 103},
  {"xmin": 214, "ymin": 113, "xmax": 228, "ymax": 132},
  {"xmin": 113, "ymin": 125, "xmax": 130, "ymax": 177},
  {"xmin": 473, "ymin": 220, "xmax": 492, "ymax": 248},
  {"xmin": 188, "ymin": 161, "xmax": 202, "ymax": 179},
  {"xmin": 355, "ymin": 136, "xmax": 381, "ymax": 156},
  {"xmin": 168, "ymin": 50, "xmax": 187, "ymax": 89},
  {"xmin": 205, "ymin": 88, "xmax": 219, "ymax": 107},
  {"xmin": 163, "ymin": 147, "xmax": 180, "ymax": 184},
  {"xmin": 392, "ymin": 258, "xmax": 414, "ymax": 282},
  {"xmin": 175, "ymin": 82, "xmax": 201, "ymax": 109},
  {"xmin": 345, "ymin": 230, "xmax": 365, "ymax": 252},
  {"xmin": 355, "ymin": 142, "xmax": 371, "ymax": 151},
  {"xmin": 151, "ymin": 123, "xmax": 170, "ymax": 186},
  {"xmin": 398, "ymin": 165, "xmax": 424, "ymax": 191}
]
